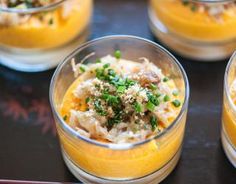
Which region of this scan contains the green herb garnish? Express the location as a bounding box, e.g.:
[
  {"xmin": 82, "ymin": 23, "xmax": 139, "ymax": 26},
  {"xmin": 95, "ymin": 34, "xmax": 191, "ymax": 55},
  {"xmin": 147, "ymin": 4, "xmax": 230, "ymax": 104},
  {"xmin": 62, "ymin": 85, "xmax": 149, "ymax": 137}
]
[
  {"xmin": 95, "ymin": 68, "xmax": 105, "ymax": 80},
  {"xmin": 172, "ymin": 100, "xmax": 181, "ymax": 107},
  {"xmin": 85, "ymin": 97, "xmax": 90, "ymax": 103},
  {"xmin": 163, "ymin": 77, "xmax": 169, "ymax": 82},
  {"xmin": 63, "ymin": 115, "xmax": 68, "ymax": 121},
  {"xmin": 164, "ymin": 95, "xmax": 170, "ymax": 102},
  {"xmin": 147, "ymin": 92, "xmax": 160, "ymax": 106},
  {"xmin": 79, "ymin": 66, "xmax": 86, "ymax": 73},
  {"xmin": 150, "ymin": 83, "xmax": 157, "ymax": 90},
  {"xmin": 150, "ymin": 116, "xmax": 158, "ymax": 131},
  {"xmin": 103, "ymin": 63, "xmax": 110, "ymax": 69},
  {"xmin": 134, "ymin": 102, "xmax": 142, "ymax": 113},
  {"xmin": 146, "ymin": 101, "xmax": 156, "ymax": 112},
  {"xmin": 117, "ymin": 86, "xmax": 126, "ymax": 93},
  {"xmin": 172, "ymin": 90, "xmax": 179, "ymax": 96},
  {"xmin": 101, "ymin": 94, "xmax": 120, "ymax": 106},
  {"xmin": 94, "ymin": 99, "xmax": 107, "ymax": 116},
  {"xmin": 125, "ymin": 78, "xmax": 136, "ymax": 88},
  {"xmin": 114, "ymin": 50, "xmax": 121, "ymax": 59},
  {"xmin": 108, "ymin": 69, "xmax": 116, "ymax": 77}
]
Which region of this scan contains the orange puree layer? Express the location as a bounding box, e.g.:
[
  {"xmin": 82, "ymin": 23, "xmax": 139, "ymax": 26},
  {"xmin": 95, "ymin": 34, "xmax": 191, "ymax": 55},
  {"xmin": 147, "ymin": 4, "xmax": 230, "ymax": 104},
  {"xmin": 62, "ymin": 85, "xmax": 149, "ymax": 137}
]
[
  {"xmin": 57, "ymin": 77, "xmax": 186, "ymax": 179},
  {"xmin": 0, "ymin": 0, "xmax": 92, "ymax": 49},
  {"xmin": 150, "ymin": 0, "xmax": 236, "ymax": 42},
  {"xmin": 222, "ymin": 98, "xmax": 236, "ymax": 147}
]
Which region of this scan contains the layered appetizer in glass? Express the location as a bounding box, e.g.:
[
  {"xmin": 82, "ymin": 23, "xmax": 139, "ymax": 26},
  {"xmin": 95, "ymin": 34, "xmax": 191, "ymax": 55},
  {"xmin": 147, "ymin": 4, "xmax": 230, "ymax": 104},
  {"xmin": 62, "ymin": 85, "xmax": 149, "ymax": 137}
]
[
  {"xmin": 0, "ymin": 0, "xmax": 93, "ymax": 71},
  {"xmin": 222, "ymin": 52, "xmax": 236, "ymax": 167},
  {"xmin": 149, "ymin": 0, "xmax": 236, "ymax": 61},
  {"xmin": 50, "ymin": 36, "xmax": 189, "ymax": 184}
]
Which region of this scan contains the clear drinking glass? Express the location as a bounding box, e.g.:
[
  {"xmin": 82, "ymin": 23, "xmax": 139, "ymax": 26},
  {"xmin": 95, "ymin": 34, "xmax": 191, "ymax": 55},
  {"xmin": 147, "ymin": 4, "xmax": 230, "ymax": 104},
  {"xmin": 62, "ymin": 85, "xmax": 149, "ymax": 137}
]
[
  {"xmin": 222, "ymin": 51, "xmax": 236, "ymax": 167},
  {"xmin": 0, "ymin": 0, "xmax": 93, "ymax": 72},
  {"xmin": 50, "ymin": 35, "xmax": 190, "ymax": 184},
  {"xmin": 148, "ymin": 0, "xmax": 236, "ymax": 61}
]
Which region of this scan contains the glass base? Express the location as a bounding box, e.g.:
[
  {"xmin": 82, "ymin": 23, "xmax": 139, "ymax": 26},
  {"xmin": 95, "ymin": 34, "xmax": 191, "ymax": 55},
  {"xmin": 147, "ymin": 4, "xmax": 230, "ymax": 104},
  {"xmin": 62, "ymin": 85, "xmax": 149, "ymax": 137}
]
[
  {"xmin": 148, "ymin": 8, "xmax": 236, "ymax": 61},
  {"xmin": 0, "ymin": 28, "xmax": 89, "ymax": 72},
  {"xmin": 61, "ymin": 146, "xmax": 181, "ymax": 184},
  {"xmin": 221, "ymin": 129, "xmax": 236, "ymax": 167}
]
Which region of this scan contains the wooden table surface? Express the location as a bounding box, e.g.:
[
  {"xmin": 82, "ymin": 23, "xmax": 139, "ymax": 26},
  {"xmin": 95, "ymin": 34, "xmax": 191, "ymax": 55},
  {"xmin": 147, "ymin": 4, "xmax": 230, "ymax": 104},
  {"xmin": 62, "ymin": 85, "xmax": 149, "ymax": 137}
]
[{"xmin": 0, "ymin": 0, "xmax": 235, "ymax": 183}]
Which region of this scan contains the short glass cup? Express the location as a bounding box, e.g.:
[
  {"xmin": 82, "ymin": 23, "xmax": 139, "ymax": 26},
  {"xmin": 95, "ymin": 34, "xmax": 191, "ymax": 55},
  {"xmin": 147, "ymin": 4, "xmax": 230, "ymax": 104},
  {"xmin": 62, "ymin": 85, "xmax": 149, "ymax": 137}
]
[
  {"xmin": 50, "ymin": 35, "xmax": 190, "ymax": 183},
  {"xmin": 148, "ymin": 0, "xmax": 236, "ymax": 61},
  {"xmin": 0, "ymin": 0, "xmax": 93, "ymax": 72},
  {"xmin": 222, "ymin": 51, "xmax": 236, "ymax": 167}
]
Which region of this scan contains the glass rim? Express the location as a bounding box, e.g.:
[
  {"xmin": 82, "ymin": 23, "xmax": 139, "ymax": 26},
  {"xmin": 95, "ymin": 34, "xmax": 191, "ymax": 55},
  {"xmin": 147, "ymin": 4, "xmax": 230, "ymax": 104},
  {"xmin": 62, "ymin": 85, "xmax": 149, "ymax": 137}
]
[
  {"xmin": 0, "ymin": 0, "xmax": 65, "ymax": 14},
  {"xmin": 224, "ymin": 51, "xmax": 236, "ymax": 112},
  {"xmin": 49, "ymin": 35, "xmax": 190, "ymax": 150}
]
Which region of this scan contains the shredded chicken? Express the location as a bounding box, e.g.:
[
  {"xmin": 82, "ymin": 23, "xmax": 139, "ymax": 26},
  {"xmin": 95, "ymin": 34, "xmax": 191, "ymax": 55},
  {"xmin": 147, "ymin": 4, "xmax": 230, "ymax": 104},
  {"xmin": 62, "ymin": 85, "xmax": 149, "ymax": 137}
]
[{"xmin": 65, "ymin": 55, "xmax": 182, "ymax": 144}]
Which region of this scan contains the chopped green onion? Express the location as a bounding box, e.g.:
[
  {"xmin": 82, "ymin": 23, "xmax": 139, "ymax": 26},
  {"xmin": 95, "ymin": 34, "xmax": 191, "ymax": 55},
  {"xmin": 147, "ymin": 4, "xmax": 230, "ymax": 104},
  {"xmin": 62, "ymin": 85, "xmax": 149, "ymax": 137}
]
[
  {"xmin": 163, "ymin": 77, "xmax": 169, "ymax": 82},
  {"xmin": 125, "ymin": 78, "xmax": 136, "ymax": 88},
  {"xmin": 107, "ymin": 117, "xmax": 120, "ymax": 128},
  {"xmin": 146, "ymin": 101, "xmax": 155, "ymax": 112},
  {"xmin": 114, "ymin": 50, "xmax": 121, "ymax": 59},
  {"xmin": 172, "ymin": 100, "xmax": 181, "ymax": 107},
  {"xmin": 172, "ymin": 90, "xmax": 179, "ymax": 96},
  {"xmin": 164, "ymin": 95, "xmax": 170, "ymax": 102},
  {"xmin": 101, "ymin": 94, "xmax": 120, "ymax": 106},
  {"xmin": 134, "ymin": 102, "xmax": 142, "ymax": 113},
  {"xmin": 108, "ymin": 69, "xmax": 116, "ymax": 77},
  {"xmin": 95, "ymin": 68, "xmax": 105, "ymax": 79},
  {"xmin": 94, "ymin": 99, "xmax": 107, "ymax": 116},
  {"xmin": 150, "ymin": 116, "xmax": 158, "ymax": 131},
  {"xmin": 117, "ymin": 86, "xmax": 126, "ymax": 93},
  {"xmin": 147, "ymin": 92, "xmax": 160, "ymax": 106},
  {"xmin": 85, "ymin": 97, "xmax": 90, "ymax": 103},
  {"xmin": 63, "ymin": 115, "xmax": 67, "ymax": 121},
  {"xmin": 79, "ymin": 66, "xmax": 86, "ymax": 73},
  {"xmin": 156, "ymin": 92, "xmax": 162, "ymax": 98},
  {"xmin": 150, "ymin": 83, "xmax": 157, "ymax": 90},
  {"xmin": 103, "ymin": 63, "xmax": 110, "ymax": 69}
]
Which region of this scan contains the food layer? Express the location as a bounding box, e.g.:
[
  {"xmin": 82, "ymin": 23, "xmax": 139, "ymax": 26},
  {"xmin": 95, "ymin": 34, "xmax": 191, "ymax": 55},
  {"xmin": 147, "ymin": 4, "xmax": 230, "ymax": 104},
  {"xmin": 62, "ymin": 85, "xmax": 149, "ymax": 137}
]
[
  {"xmin": 0, "ymin": 0, "xmax": 92, "ymax": 49},
  {"xmin": 56, "ymin": 53, "xmax": 187, "ymax": 178},
  {"xmin": 223, "ymin": 78, "xmax": 236, "ymax": 147},
  {"xmin": 150, "ymin": 0, "xmax": 236, "ymax": 42}
]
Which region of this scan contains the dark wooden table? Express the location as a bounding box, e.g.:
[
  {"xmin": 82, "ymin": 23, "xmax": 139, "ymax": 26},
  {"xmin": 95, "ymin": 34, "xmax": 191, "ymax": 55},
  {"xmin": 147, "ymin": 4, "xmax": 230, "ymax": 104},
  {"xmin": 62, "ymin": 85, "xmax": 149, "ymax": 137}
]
[{"xmin": 0, "ymin": 0, "xmax": 235, "ymax": 183}]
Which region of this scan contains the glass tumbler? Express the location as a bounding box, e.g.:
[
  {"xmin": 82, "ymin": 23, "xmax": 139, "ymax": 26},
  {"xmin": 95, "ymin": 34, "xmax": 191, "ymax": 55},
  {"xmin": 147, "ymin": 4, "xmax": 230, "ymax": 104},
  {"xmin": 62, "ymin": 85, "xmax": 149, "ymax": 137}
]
[
  {"xmin": 222, "ymin": 52, "xmax": 236, "ymax": 167},
  {"xmin": 0, "ymin": 0, "xmax": 93, "ymax": 72},
  {"xmin": 149, "ymin": 0, "xmax": 236, "ymax": 61},
  {"xmin": 50, "ymin": 35, "xmax": 190, "ymax": 184}
]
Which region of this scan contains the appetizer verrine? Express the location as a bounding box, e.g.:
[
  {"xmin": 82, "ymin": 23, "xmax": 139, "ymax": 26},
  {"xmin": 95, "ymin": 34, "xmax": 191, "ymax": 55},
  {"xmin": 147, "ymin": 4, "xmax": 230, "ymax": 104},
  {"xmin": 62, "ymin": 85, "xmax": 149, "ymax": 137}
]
[
  {"xmin": 50, "ymin": 36, "xmax": 189, "ymax": 183},
  {"xmin": 0, "ymin": 0, "xmax": 92, "ymax": 49},
  {"xmin": 61, "ymin": 54, "xmax": 182, "ymax": 143},
  {"xmin": 0, "ymin": 0, "xmax": 92, "ymax": 71},
  {"xmin": 222, "ymin": 52, "xmax": 236, "ymax": 167},
  {"xmin": 149, "ymin": 0, "xmax": 236, "ymax": 60}
]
